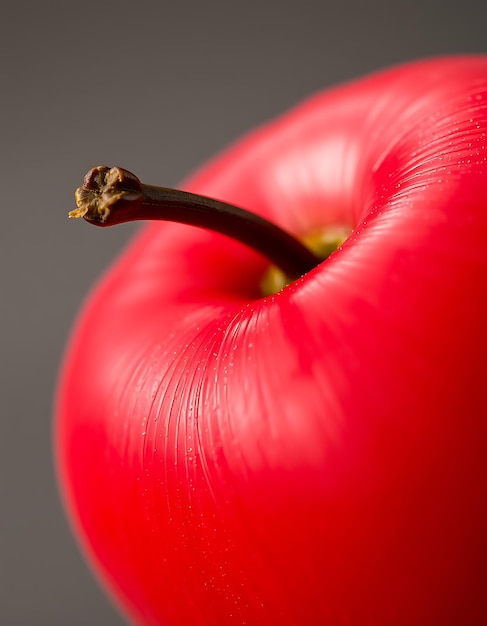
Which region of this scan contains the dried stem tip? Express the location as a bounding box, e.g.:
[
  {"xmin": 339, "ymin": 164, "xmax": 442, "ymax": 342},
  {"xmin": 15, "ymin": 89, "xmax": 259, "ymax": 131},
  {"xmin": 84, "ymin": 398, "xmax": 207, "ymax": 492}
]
[{"xmin": 69, "ymin": 166, "xmax": 143, "ymax": 224}]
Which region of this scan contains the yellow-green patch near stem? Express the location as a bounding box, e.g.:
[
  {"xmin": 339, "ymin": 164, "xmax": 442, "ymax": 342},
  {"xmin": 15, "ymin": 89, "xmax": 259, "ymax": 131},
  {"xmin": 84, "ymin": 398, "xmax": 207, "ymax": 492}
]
[{"xmin": 260, "ymin": 226, "xmax": 350, "ymax": 296}]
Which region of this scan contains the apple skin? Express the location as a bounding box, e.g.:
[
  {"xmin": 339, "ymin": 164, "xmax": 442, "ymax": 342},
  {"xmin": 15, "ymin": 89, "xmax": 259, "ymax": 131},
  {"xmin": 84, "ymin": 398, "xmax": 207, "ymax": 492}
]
[{"xmin": 56, "ymin": 56, "xmax": 487, "ymax": 625}]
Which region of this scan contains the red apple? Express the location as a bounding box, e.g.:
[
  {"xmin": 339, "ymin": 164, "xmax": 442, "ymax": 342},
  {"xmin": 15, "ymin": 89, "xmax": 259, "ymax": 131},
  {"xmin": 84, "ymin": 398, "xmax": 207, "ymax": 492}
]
[{"xmin": 56, "ymin": 56, "xmax": 487, "ymax": 625}]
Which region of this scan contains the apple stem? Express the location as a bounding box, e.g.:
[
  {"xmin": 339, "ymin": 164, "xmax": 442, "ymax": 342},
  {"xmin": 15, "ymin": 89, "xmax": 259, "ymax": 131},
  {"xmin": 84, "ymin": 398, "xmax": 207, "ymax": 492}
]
[{"xmin": 69, "ymin": 166, "xmax": 321, "ymax": 280}]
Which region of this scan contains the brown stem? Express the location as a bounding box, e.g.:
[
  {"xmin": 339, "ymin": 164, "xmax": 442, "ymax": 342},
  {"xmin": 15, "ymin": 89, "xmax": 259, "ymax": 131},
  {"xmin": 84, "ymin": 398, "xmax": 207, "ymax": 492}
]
[{"xmin": 70, "ymin": 166, "xmax": 321, "ymax": 280}]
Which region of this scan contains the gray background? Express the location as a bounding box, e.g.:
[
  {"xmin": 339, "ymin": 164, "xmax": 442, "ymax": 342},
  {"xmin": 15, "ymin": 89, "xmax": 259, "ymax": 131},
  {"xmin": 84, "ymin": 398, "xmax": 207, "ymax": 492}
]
[{"xmin": 1, "ymin": 1, "xmax": 486, "ymax": 624}]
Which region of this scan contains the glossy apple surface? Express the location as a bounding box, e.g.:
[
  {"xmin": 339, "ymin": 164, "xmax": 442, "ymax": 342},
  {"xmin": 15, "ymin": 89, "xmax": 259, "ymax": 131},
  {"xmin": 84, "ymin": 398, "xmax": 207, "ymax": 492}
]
[{"xmin": 56, "ymin": 56, "xmax": 487, "ymax": 625}]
